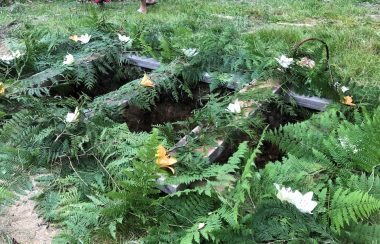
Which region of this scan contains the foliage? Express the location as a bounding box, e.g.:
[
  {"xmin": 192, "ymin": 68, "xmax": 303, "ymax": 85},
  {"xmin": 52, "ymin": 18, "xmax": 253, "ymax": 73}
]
[{"xmin": 0, "ymin": 1, "xmax": 380, "ymax": 243}]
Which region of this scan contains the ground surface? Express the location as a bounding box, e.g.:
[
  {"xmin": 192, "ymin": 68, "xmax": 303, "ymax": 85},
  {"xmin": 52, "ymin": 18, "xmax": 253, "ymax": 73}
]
[
  {"xmin": 0, "ymin": 0, "xmax": 379, "ymax": 242},
  {"xmin": 0, "ymin": 176, "xmax": 58, "ymax": 244}
]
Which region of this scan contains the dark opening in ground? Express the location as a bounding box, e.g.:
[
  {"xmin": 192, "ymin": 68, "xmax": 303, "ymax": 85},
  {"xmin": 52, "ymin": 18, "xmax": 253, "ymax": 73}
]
[
  {"xmin": 124, "ymin": 83, "xmax": 211, "ymax": 132},
  {"xmin": 213, "ymin": 102, "xmax": 315, "ymax": 167},
  {"xmin": 255, "ymin": 103, "xmax": 315, "ymax": 168},
  {"xmin": 50, "ymin": 65, "xmax": 144, "ymax": 98}
]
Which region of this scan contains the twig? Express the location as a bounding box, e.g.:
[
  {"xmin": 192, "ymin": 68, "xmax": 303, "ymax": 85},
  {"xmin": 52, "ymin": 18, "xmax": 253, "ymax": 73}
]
[
  {"xmin": 92, "ymin": 154, "xmax": 121, "ymax": 191},
  {"xmin": 66, "ymin": 156, "xmax": 88, "ymax": 186}
]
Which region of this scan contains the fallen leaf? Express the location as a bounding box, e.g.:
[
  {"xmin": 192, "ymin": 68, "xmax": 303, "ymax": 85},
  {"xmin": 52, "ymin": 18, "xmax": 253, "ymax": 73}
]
[
  {"xmin": 156, "ymin": 145, "xmax": 177, "ymax": 174},
  {"xmin": 0, "ymin": 82, "xmax": 6, "ymax": 95},
  {"xmin": 342, "ymin": 96, "xmax": 355, "ymax": 106},
  {"xmin": 140, "ymin": 74, "xmax": 155, "ymax": 88}
]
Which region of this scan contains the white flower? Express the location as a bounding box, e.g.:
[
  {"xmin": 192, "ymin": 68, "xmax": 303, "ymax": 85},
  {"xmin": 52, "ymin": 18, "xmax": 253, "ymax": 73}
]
[
  {"xmin": 182, "ymin": 48, "xmax": 199, "ymax": 57},
  {"xmin": 275, "ymin": 55, "xmax": 294, "ymax": 68},
  {"xmin": 77, "ymin": 34, "xmax": 91, "ymax": 44},
  {"xmin": 341, "ymin": 86, "xmax": 349, "ymax": 93},
  {"xmin": 274, "ymin": 183, "xmax": 318, "ymax": 214},
  {"xmin": 297, "ymin": 57, "xmax": 315, "ymax": 69},
  {"xmin": 65, "ymin": 107, "xmax": 80, "ymax": 123},
  {"xmin": 117, "ymin": 34, "xmax": 132, "ymax": 43},
  {"xmin": 0, "ymin": 54, "xmax": 14, "ymax": 64},
  {"xmin": 0, "ymin": 50, "xmax": 23, "ymax": 64},
  {"xmin": 227, "ymin": 99, "xmax": 241, "ymax": 113},
  {"xmin": 63, "ymin": 54, "xmax": 75, "ymax": 65}
]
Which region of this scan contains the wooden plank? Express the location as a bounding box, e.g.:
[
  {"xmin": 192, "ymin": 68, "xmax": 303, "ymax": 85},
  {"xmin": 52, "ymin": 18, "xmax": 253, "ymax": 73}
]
[
  {"xmin": 125, "ymin": 55, "xmax": 332, "ymax": 111},
  {"xmin": 126, "ymin": 55, "xmax": 161, "ymax": 70},
  {"xmin": 286, "ymin": 91, "xmax": 331, "ymax": 111}
]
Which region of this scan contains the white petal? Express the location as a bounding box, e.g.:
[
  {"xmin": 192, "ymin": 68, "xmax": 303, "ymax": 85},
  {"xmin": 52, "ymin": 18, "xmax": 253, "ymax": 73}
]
[
  {"xmin": 65, "ymin": 113, "xmax": 75, "ymax": 122},
  {"xmin": 198, "ymin": 223, "xmax": 205, "ymax": 230},
  {"xmin": 182, "ymin": 48, "xmax": 199, "ymax": 57},
  {"xmin": 78, "ymin": 34, "xmax": 91, "ymax": 44},
  {"xmin": 297, "ymin": 200, "xmax": 318, "ymax": 214},
  {"xmin": 341, "ymin": 86, "xmax": 349, "ymax": 93},
  {"xmin": 274, "ymin": 183, "xmax": 281, "ymax": 191},
  {"xmin": 118, "ymin": 34, "xmax": 131, "ymax": 43},
  {"xmin": 303, "ymin": 191, "xmax": 314, "ymax": 202},
  {"xmin": 227, "ymin": 99, "xmax": 241, "ymax": 113},
  {"xmin": 63, "ymin": 54, "xmax": 75, "ymax": 65}
]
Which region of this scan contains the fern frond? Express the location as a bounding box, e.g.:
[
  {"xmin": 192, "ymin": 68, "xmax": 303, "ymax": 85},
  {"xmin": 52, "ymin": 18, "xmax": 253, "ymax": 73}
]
[{"xmin": 329, "ymin": 188, "xmax": 380, "ymax": 232}]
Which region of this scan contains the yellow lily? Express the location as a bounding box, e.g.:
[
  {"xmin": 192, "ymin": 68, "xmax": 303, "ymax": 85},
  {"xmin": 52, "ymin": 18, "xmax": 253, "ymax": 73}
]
[
  {"xmin": 140, "ymin": 74, "xmax": 155, "ymax": 88},
  {"xmin": 342, "ymin": 96, "xmax": 355, "ymax": 106},
  {"xmin": 155, "ymin": 145, "xmax": 177, "ymax": 174}
]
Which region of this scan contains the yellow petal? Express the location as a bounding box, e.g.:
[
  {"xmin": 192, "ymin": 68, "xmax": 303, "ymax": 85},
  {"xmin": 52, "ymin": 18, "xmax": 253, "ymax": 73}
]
[
  {"xmin": 342, "ymin": 96, "xmax": 355, "ymax": 106},
  {"xmin": 156, "ymin": 145, "xmax": 167, "ymax": 159},
  {"xmin": 140, "ymin": 74, "xmax": 155, "ymax": 88},
  {"xmin": 167, "ymin": 166, "xmax": 175, "ymax": 174},
  {"xmin": 69, "ymin": 35, "xmax": 79, "ymax": 42},
  {"xmin": 167, "ymin": 157, "xmax": 177, "ymax": 166},
  {"xmin": 158, "ymin": 157, "xmax": 177, "ymax": 167}
]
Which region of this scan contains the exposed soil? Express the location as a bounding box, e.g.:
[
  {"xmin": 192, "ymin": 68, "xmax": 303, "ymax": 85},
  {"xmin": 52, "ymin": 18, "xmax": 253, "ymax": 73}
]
[
  {"xmin": 124, "ymin": 83, "xmax": 210, "ymax": 132},
  {"xmin": 213, "ymin": 103, "xmax": 313, "ymax": 167},
  {"xmin": 0, "ymin": 176, "xmax": 58, "ymax": 244}
]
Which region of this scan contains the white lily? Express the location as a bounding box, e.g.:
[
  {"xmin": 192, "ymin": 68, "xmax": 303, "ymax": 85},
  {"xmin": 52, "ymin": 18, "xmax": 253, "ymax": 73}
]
[
  {"xmin": 0, "ymin": 54, "xmax": 14, "ymax": 64},
  {"xmin": 275, "ymin": 55, "xmax": 294, "ymax": 69},
  {"xmin": 78, "ymin": 33, "xmax": 91, "ymax": 44},
  {"xmin": 65, "ymin": 107, "xmax": 80, "ymax": 123},
  {"xmin": 227, "ymin": 99, "xmax": 241, "ymax": 113},
  {"xmin": 117, "ymin": 34, "xmax": 132, "ymax": 43},
  {"xmin": 274, "ymin": 183, "xmax": 318, "ymax": 214},
  {"xmin": 63, "ymin": 54, "xmax": 75, "ymax": 65},
  {"xmin": 1, "ymin": 50, "xmax": 23, "ymax": 64},
  {"xmin": 182, "ymin": 48, "xmax": 199, "ymax": 58}
]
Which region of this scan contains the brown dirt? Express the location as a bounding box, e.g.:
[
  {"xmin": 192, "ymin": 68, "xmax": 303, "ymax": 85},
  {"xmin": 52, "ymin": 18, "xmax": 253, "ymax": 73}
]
[
  {"xmin": 124, "ymin": 83, "xmax": 210, "ymax": 132},
  {"xmin": 0, "ymin": 176, "xmax": 59, "ymax": 244}
]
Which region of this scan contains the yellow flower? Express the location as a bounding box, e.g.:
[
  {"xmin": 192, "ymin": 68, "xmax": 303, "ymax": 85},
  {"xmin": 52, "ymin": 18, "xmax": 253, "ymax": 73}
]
[
  {"xmin": 0, "ymin": 82, "xmax": 5, "ymax": 95},
  {"xmin": 69, "ymin": 35, "xmax": 79, "ymax": 42},
  {"xmin": 342, "ymin": 96, "xmax": 355, "ymax": 106},
  {"xmin": 155, "ymin": 145, "xmax": 177, "ymax": 174},
  {"xmin": 140, "ymin": 74, "xmax": 155, "ymax": 88}
]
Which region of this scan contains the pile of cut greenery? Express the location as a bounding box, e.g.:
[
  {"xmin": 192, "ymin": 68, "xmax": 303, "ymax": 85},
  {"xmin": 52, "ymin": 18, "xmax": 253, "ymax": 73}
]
[{"xmin": 1, "ymin": 1, "xmax": 380, "ymax": 243}]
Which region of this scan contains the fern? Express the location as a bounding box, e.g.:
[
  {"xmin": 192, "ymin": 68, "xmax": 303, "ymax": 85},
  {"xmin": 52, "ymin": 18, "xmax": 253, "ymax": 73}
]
[
  {"xmin": 252, "ymin": 200, "xmax": 332, "ymax": 242},
  {"xmin": 329, "ymin": 188, "xmax": 380, "ymax": 233},
  {"xmin": 0, "ymin": 187, "xmax": 12, "ymax": 203},
  {"xmin": 340, "ymin": 223, "xmax": 380, "ymax": 243},
  {"xmin": 167, "ymin": 141, "xmax": 249, "ymax": 186}
]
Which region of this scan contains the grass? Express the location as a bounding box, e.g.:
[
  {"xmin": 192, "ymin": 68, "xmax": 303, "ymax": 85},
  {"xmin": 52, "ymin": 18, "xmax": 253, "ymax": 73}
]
[{"xmin": 1, "ymin": 0, "xmax": 379, "ymax": 85}]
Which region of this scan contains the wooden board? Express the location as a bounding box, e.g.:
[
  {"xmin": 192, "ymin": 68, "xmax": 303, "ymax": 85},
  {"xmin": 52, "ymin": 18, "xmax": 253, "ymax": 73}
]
[{"xmin": 126, "ymin": 55, "xmax": 332, "ymax": 111}]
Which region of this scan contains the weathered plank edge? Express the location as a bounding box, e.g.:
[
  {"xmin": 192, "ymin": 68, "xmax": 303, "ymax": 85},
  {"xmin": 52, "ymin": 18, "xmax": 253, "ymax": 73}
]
[
  {"xmin": 126, "ymin": 55, "xmax": 332, "ymax": 111},
  {"xmin": 286, "ymin": 91, "xmax": 332, "ymax": 111}
]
